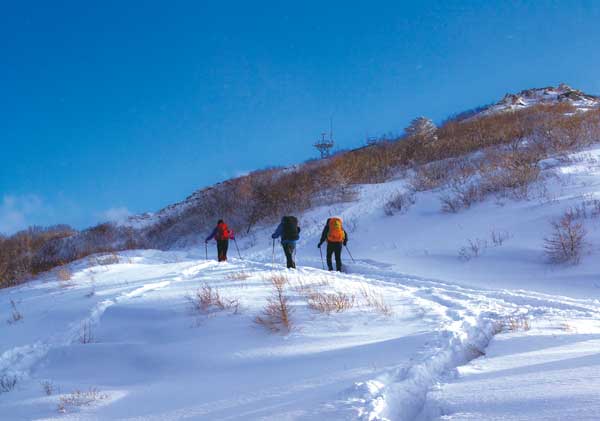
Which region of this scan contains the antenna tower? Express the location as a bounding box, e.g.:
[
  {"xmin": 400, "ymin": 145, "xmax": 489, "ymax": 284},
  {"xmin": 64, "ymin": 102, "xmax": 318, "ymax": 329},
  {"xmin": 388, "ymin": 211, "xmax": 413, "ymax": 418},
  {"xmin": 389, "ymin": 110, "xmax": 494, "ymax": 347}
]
[{"xmin": 314, "ymin": 117, "xmax": 335, "ymax": 159}]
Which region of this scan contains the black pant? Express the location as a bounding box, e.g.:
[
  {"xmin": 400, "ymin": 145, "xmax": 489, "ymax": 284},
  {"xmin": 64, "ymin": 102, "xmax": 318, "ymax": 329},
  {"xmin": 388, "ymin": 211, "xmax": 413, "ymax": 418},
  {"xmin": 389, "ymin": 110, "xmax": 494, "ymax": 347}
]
[
  {"xmin": 282, "ymin": 242, "xmax": 296, "ymax": 269},
  {"xmin": 327, "ymin": 242, "xmax": 343, "ymax": 271},
  {"xmin": 217, "ymin": 240, "xmax": 229, "ymax": 262}
]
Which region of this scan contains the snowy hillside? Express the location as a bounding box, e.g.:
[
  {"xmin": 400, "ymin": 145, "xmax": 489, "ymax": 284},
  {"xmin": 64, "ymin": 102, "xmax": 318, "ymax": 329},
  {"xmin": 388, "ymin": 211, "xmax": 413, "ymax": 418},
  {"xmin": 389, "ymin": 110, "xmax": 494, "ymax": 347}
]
[
  {"xmin": 481, "ymin": 83, "xmax": 600, "ymax": 116},
  {"xmin": 118, "ymin": 84, "xmax": 600, "ymax": 237},
  {"xmin": 2, "ymin": 146, "xmax": 600, "ymax": 420}
]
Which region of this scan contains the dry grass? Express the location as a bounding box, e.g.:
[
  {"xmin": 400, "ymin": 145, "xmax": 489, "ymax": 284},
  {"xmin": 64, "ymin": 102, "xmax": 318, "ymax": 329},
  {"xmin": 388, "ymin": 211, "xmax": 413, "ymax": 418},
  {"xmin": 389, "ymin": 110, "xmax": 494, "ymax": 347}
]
[
  {"xmin": 79, "ymin": 321, "xmax": 95, "ymax": 344},
  {"xmin": 7, "ymin": 299, "xmax": 23, "ymax": 324},
  {"xmin": 490, "ymin": 229, "xmax": 512, "ymax": 247},
  {"xmin": 293, "ymin": 277, "xmax": 330, "ymax": 297},
  {"xmin": 255, "ymin": 274, "xmax": 294, "ymax": 333},
  {"xmin": 359, "ymin": 285, "xmax": 393, "ymax": 316},
  {"xmin": 0, "ymin": 375, "xmax": 17, "ymax": 394},
  {"xmin": 41, "ymin": 380, "xmax": 58, "ymax": 396},
  {"xmin": 57, "ymin": 267, "xmax": 72, "ymax": 281},
  {"xmin": 225, "ymin": 271, "xmax": 251, "ymax": 281},
  {"xmin": 503, "ymin": 315, "xmax": 531, "ymax": 332},
  {"xmin": 187, "ymin": 284, "xmax": 240, "ymax": 315},
  {"xmin": 57, "ymin": 388, "xmax": 108, "ymax": 413},
  {"xmin": 89, "ymin": 253, "xmax": 121, "ymax": 267},
  {"xmin": 307, "ymin": 291, "xmax": 355, "ymax": 314}
]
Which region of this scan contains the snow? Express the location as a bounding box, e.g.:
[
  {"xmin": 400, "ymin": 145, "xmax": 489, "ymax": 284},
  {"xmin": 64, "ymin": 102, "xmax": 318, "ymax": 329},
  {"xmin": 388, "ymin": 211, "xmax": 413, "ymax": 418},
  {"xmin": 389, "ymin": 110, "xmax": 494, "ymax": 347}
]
[
  {"xmin": 2, "ymin": 148, "xmax": 600, "ymax": 420},
  {"xmin": 481, "ymin": 85, "xmax": 600, "ymax": 116}
]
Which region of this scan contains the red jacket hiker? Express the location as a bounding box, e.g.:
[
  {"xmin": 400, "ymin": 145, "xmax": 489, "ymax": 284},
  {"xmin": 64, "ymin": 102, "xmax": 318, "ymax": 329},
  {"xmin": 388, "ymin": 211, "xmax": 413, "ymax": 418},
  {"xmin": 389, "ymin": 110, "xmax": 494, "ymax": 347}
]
[{"xmin": 205, "ymin": 220, "xmax": 234, "ymax": 262}]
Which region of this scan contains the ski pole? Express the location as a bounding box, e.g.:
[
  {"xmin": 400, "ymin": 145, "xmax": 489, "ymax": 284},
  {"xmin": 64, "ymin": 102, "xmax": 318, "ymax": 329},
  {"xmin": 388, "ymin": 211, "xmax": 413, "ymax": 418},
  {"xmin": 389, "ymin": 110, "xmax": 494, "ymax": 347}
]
[
  {"xmin": 272, "ymin": 239, "xmax": 275, "ymax": 266},
  {"xmin": 319, "ymin": 245, "xmax": 325, "ymax": 270},
  {"xmin": 205, "ymin": 242, "xmax": 208, "ymax": 260},
  {"xmin": 344, "ymin": 245, "xmax": 356, "ymax": 263},
  {"xmin": 233, "ymin": 238, "xmax": 242, "ymax": 260}
]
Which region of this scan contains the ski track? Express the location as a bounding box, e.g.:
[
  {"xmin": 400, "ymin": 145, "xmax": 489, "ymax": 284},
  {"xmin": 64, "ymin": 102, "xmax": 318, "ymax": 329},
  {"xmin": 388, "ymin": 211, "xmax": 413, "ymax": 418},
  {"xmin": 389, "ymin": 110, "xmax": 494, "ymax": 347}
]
[
  {"xmin": 325, "ymin": 262, "xmax": 600, "ymax": 420},
  {"xmin": 2, "ymin": 256, "xmax": 600, "ymax": 420},
  {"xmin": 0, "ymin": 279, "xmax": 172, "ymax": 381}
]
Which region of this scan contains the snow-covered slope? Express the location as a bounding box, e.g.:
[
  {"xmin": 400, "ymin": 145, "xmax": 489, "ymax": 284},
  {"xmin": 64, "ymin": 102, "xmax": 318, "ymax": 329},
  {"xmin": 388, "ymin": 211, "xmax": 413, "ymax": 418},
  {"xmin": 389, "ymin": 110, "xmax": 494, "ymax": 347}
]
[{"xmin": 2, "ymin": 148, "xmax": 600, "ymax": 420}]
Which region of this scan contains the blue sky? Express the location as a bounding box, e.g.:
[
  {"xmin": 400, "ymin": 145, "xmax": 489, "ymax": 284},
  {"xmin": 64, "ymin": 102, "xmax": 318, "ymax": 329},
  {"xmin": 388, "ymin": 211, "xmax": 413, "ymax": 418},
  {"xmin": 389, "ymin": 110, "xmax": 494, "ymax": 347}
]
[{"xmin": 1, "ymin": 1, "xmax": 600, "ymax": 234}]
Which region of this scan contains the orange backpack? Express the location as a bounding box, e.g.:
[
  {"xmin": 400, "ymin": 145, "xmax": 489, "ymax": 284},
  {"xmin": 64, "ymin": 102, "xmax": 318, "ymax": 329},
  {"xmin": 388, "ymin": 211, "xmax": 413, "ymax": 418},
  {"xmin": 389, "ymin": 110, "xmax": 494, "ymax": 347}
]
[{"xmin": 327, "ymin": 217, "xmax": 345, "ymax": 242}]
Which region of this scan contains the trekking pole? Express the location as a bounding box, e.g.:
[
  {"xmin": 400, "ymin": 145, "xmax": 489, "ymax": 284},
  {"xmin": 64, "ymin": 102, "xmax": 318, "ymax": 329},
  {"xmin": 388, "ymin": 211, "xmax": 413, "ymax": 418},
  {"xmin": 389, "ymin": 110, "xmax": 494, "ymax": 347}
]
[
  {"xmin": 272, "ymin": 239, "xmax": 275, "ymax": 266},
  {"xmin": 233, "ymin": 238, "xmax": 243, "ymax": 260},
  {"xmin": 344, "ymin": 245, "xmax": 356, "ymax": 263},
  {"xmin": 205, "ymin": 242, "xmax": 208, "ymax": 260},
  {"xmin": 319, "ymin": 246, "xmax": 325, "ymax": 270}
]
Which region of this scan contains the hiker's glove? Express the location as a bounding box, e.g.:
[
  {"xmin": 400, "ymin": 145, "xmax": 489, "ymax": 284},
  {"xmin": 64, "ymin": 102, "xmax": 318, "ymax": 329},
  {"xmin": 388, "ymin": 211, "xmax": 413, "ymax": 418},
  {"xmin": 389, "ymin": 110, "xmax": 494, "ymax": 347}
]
[
  {"xmin": 317, "ymin": 242, "xmax": 322, "ymax": 248},
  {"xmin": 343, "ymin": 240, "xmax": 348, "ymax": 246}
]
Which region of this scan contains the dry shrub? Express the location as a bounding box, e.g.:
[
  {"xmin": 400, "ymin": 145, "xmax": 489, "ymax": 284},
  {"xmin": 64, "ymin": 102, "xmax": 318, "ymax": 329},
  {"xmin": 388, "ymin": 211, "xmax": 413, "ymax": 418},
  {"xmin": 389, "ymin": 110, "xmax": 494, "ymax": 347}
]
[
  {"xmin": 255, "ymin": 274, "xmax": 294, "ymax": 332},
  {"xmin": 307, "ymin": 291, "xmax": 355, "ymax": 314},
  {"xmin": 187, "ymin": 284, "xmax": 239, "ymax": 315},
  {"xmin": 440, "ymin": 179, "xmax": 481, "ymax": 213},
  {"xmin": 41, "ymin": 380, "xmax": 57, "ymax": 396},
  {"xmin": 480, "ymin": 146, "xmax": 542, "ymax": 199},
  {"xmin": 409, "ymin": 161, "xmax": 452, "ymax": 191},
  {"xmin": 503, "ymin": 315, "xmax": 531, "ymax": 332},
  {"xmin": 294, "ymin": 279, "xmax": 317, "ymax": 297},
  {"xmin": 92, "ymin": 253, "xmax": 120, "ymax": 266},
  {"xmin": 0, "ymin": 375, "xmax": 18, "ymax": 394},
  {"xmin": 57, "ymin": 267, "xmax": 72, "ymax": 281},
  {"xmin": 58, "ymin": 388, "xmax": 108, "ymax": 413},
  {"xmin": 7, "ymin": 299, "xmax": 23, "ymax": 324},
  {"xmin": 225, "ymin": 271, "xmax": 251, "ymax": 281},
  {"xmin": 359, "ymin": 285, "xmax": 393, "ymax": 316},
  {"xmin": 458, "ymin": 238, "xmax": 487, "ymax": 261},
  {"xmin": 458, "ymin": 230, "xmax": 511, "ymax": 261},
  {"xmin": 384, "ymin": 190, "xmax": 416, "ymax": 216},
  {"xmin": 490, "ymin": 229, "xmax": 512, "ymax": 246},
  {"xmin": 544, "ymin": 211, "xmax": 586, "ymax": 264},
  {"xmin": 79, "ymin": 321, "xmax": 95, "ymax": 344},
  {"xmin": 293, "ymin": 277, "xmax": 330, "ymax": 297}
]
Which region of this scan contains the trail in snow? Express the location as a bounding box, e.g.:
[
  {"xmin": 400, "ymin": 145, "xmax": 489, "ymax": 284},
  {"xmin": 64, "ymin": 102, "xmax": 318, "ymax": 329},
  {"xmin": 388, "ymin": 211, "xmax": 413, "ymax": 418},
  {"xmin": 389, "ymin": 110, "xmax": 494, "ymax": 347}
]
[
  {"xmin": 1, "ymin": 252, "xmax": 599, "ymax": 420},
  {"xmin": 0, "ymin": 271, "xmax": 174, "ymax": 380}
]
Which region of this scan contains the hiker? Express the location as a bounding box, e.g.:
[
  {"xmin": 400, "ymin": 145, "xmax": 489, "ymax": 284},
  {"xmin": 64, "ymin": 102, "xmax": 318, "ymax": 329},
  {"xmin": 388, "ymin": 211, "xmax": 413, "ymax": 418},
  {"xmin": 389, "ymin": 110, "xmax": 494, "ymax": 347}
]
[
  {"xmin": 271, "ymin": 216, "xmax": 301, "ymax": 269},
  {"xmin": 317, "ymin": 217, "xmax": 348, "ymax": 272},
  {"xmin": 205, "ymin": 220, "xmax": 234, "ymax": 262}
]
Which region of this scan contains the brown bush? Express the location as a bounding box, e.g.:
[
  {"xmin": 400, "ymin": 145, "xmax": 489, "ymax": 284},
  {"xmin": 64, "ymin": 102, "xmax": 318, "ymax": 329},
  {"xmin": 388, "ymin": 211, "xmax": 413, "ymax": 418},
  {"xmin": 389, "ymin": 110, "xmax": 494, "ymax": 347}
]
[
  {"xmin": 384, "ymin": 190, "xmax": 416, "ymax": 216},
  {"xmin": 544, "ymin": 211, "xmax": 586, "ymax": 264},
  {"xmin": 440, "ymin": 178, "xmax": 481, "ymax": 213},
  {"xmin": 255, "ymin": 274, "xmax": 294, "ymax": 333},
  {"xmin": 307, "ymin": 291, "xmax": 355, "ymax": 314},
  {"xmin": 359, "ymin": 285, "xmax": 393, "ymax": 316},
  {"xmin": 57, "ymin": 267, "xmax": 72, "ymax": 281},
  {"xmin": 58, "ymin": 388, "xmax": 108, "ymax": 413},
  {"xmin": 187, "ymin": 284, "xmax": 239, "ymax": 315}
]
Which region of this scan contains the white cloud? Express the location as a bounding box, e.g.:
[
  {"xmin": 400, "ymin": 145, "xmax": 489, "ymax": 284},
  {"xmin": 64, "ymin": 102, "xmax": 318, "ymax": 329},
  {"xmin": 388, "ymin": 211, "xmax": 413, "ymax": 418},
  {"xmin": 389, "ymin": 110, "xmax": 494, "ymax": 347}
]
[
  {"xmin": 100, "ymin": 207, "xmax": 131, "ymax": 225},
  {"xmin": 0, "ymin": 194, "xmax": 45, "ymax": 235}
]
